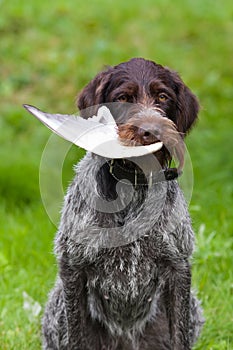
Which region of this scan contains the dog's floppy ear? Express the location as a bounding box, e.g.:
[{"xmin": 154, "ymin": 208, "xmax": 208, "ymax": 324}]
[
  {"xmin": 171, "ymin": 71, "xmax": 199, "ymax": 135},
  {"xmin": 77, "ymin": 68, "xmax": 112, "ymax": 114}
]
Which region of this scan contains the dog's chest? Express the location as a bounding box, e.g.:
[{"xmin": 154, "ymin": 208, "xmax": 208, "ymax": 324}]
[{"xmin": 86, "ymin": 242, "xmax": 159, "ymax": 332}]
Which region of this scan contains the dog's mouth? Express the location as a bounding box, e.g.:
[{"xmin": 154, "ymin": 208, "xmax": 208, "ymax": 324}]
[
  {"xmin": 116, "ymin": 110, "xmax": 185, "ymax": 183},
  {"xmin": 117, "ymin": 124, "xmax": 162, "ymax": 147}
]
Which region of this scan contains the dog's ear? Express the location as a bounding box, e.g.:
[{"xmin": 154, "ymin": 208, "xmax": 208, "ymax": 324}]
[
  {"xmin": 77, "ymin": 69, "xmax": 112, "ymax": 114},
  {"xmin": 171, "ymin": 71, "xmax": 199, "ymax": 135}
]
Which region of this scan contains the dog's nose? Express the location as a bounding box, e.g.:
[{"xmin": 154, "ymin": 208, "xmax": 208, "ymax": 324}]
[{"xmin": 137, "ymin": 124, "xmax": 161, "ymax": 145}]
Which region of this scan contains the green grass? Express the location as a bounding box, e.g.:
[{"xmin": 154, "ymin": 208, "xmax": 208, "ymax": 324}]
[{"xmin": 1, "ymin": 0, "xmax": 233, "ymax": 348}]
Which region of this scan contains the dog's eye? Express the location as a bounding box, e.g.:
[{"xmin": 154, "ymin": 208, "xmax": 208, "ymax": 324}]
[
  {"xmin": 117, "ymin": 95, "xmax": 128, "ymax": 102},
  {"xmin": 158, "ymin": 93, "xmax": 168, "ymax": 102}
]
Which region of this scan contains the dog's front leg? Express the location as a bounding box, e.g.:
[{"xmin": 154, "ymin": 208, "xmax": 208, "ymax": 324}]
[
  {"xmin": 60, "ymin": 255, "xmax": 99, "ymax": 350},
  {"xmin": 166, "ymin": 260, "xmax": 191, "ymax": 350}
]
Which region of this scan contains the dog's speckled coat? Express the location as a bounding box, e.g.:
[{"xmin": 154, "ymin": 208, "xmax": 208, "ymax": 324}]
[{"xmin": 42, "ymin": 58, "xmax": 204, "ymax": 350}]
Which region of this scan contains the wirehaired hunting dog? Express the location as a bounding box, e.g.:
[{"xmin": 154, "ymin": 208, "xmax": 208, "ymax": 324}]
[{"xmin": 42, "ymin": 58, "xmax": 204, "ymax": 349}]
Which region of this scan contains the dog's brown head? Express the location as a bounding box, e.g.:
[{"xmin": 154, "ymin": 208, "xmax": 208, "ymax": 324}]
[
  {"xmin": 77, "ymin": 58, "xmax": 199, "ymax": 181},
  {"xmin": 77, "ymin": 58, "xmax": 199, "ymax": 134}
]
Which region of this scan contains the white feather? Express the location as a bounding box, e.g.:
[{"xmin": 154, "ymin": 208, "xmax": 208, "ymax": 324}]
[{"xmin": 23, "ymin": 105, "xmax": 163, "ymax": 158}]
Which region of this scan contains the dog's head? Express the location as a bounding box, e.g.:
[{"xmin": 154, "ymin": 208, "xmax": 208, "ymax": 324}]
[
  {"xmin": 78, "ymin": 58, "xmax": 199, "ymax": 133},
  {"xmin": 77, "ymin": 58, "xmax": 199, "ymax": 182}
]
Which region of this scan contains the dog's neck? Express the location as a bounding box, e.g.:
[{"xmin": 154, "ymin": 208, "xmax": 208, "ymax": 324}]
[
  {"xmin": 71, "ymin": 153, "xmax": 186, "ymax": 248},
  {"xmin": 94, "ymin": 156, "xmax": 179, "ymax": 202},
  {"xmin": 108, "ymin": 159, "xmax": 179, "ymax": 188}
]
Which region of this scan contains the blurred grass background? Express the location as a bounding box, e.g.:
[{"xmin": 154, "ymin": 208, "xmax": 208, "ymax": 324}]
[{"xmin": 0, "ymin": 0, "xmax": 232, "ymax": 349}]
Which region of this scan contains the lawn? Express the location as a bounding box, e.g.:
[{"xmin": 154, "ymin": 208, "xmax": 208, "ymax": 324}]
[{"xmin": 0, "ymin": 0, "xmax": 232, "ymax": 349}]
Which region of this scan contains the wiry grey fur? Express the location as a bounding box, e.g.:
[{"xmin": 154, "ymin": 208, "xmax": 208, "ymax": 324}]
[
  {"xmin": 42, "ymin": 57, "xmax": 204, "ymax": 349},
  {"xmin": 42, "ymin": 152, "xmax": 204, "ymax": 350}
]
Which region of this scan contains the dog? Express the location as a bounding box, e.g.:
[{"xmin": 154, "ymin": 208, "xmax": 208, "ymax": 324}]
[{"xmin": 42, "ymin": 58, "xmax": 204, "ymax": 349}]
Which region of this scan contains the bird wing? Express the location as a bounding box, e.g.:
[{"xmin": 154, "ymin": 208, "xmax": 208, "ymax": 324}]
[{"xmin": 23, "ymin": 104, "xmax": 163, "ymax": 158}]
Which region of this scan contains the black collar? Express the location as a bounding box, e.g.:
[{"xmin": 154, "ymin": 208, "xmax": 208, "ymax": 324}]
[{"xmin": 108, "ymin": 159, "xmax": 179, "ymax": 188}]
